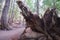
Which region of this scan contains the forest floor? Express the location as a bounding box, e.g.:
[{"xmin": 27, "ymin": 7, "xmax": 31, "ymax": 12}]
[{"xmin": 0, "ymin": 22, "xmax": 25, "ymax": 40}]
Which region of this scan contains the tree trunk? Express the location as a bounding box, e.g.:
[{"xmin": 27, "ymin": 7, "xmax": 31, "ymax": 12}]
[
  {"xmin": 17, "ymin": 1, "xmax": 60, "ymax": 40},
  {"xmin": 16, "ymin": 1, "xmax": 48, "ymax": 37},
  {"xmin": 1, "ymin": 0, "xmax": 10, "ymax": 30},
  {"xmin": 36, "ymin": 0, "xmax": 39, "ymax": 15},
  {"xmin": 11, "ymin": 0, "xmax": 15, "ymax": 23},
  {"xmin": 8, "ymin": 0, "xmax": 15, "ymax": 25}
]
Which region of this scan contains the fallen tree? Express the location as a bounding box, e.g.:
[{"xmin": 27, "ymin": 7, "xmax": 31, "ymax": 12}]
[{"xmin": 17, "ymin": 1, "xmax": 60, "ymax": 40}]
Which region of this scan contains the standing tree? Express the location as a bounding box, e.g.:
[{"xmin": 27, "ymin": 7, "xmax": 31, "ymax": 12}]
[
  {"xmin": 36, "ymin": 0, "xmax": 39, "ymax": 15},
  {"xmin": 1, "ymin": 0, "xmax": 10, "ymax": 30},
  {"xmin": 8, "ymin": 0, "xmax": 15, "ymax": 24}
]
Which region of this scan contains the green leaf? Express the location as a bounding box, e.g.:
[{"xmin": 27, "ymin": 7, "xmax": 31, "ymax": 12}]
[
  {"xmin": 26, "ymin": 0, "xmax": 35, "ymax": 12},
  {"xmin": 56, "ymin": 1, "xmax": 60, "ymax": 10}
]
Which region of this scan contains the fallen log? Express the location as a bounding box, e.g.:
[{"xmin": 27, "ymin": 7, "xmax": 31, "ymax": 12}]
[
  {"xmin": 16, "ymin": 1, "xmax": 53, "ymax": 40},
  {"xmin": 16, "ymin": 1, "xmax": 60, "ymax": 40},
  {"xmin": 16, "ymin": 1, "xmax": 45, "ymax": 34}
]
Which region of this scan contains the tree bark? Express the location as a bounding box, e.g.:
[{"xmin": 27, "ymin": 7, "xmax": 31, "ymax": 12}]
[
  {"xmin": 36, "ymin": 0, "xmax": 39, "ymax": 15},
  {"xmin": 17, "ymin": 1, "xmax": 60, "ymax": 40},
  {"xmin": 1, "ymin": 0, "xmax": 10, "ymax": 30}
]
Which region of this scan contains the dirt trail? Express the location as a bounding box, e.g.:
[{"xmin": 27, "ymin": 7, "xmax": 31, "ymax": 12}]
[{"xmin": 0, "ymin": 28, "xmax": 25, "ymax": 40}]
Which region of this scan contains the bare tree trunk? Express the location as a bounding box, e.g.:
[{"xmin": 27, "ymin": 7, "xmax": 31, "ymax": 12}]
[
  {"xmin": 52, "ymin": 0, "xmax": 56, "ymax": 8},
  {"xmin": 17, "ymin": 1, "xmax": 57, "ymax": 40},
  {"xmin": 8, "ymin": 0, "xmax": 15, "ymax": 25},
  {"xmin": 36, "ymin": 0, "xmax": 39, "ymax": 15},
  {"xmin": 1, "ymin": 0, "xmax": 10, "ymax": 30},
  {"xmin": 11, "ymin": 0, "xmax": 15, "ymax": 23},
  {"xmin": 0, "ymin": 0, "xmax": 3, "ymax": 3}
]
